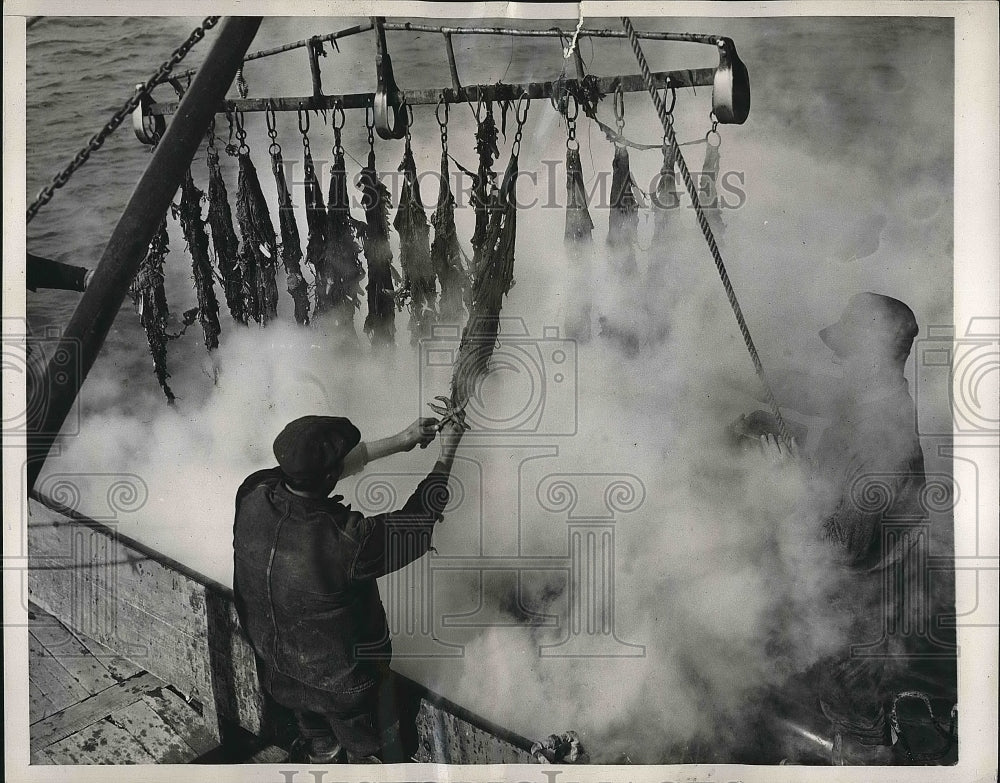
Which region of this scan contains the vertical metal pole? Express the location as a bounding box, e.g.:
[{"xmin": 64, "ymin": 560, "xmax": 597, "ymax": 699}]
[
  {"xmin": 308, "ymin": 38, "xmax": 324, "ymax": 97},
  {"xmin": 573, "ymin": 46, "xmax": 586, "ymax": 79},
  {"xmin": 26, "ymin": 16, "xmax": 263, "ymax": 492},
  {"xmin": 444, "ymin": 33, "xmax": 461, "ymax": 91}
]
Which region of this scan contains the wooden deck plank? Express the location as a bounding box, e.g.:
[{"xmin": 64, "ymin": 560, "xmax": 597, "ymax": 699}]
[
  {"xmin": 28, "ymin": 633, "xmax": 91, "ymax": 712},
  {"xmin": 29, "ymin": 671, "xmax": 161, "ymax": 753},
  {"xmin": 29, "ymin": 600, "xmax": 142, "ymax": 680},
  {"xmin": 72, "ymin": 630, "xmax": 143, "ymax": 681},
  {"xmin": 30, "ymin": 624, "xmax": 120, "ymax": 695},
  {"xmin": 111, "ymin": 698, "xmax": 199, "ymax": 764},
  {"xmin": 140, "ymin": 689, "xmax": 219, "ymax": 756},
  {"xmin": 32, "ymin": 569, "xmax": 216, "ymax": 708},
  {"xmin": 29, "ymin": 680, "xmax": 57, "ymax": 724},
  {"xmin": 42, "ymin": 717, "xmax": 158, "ymax": 765}
]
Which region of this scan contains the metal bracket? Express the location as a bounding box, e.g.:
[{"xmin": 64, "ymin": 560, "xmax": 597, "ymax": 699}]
[
  {"xmin": 711, "ymin": 37, "xmax": 750, "ymax": 124},
  {"xmin": 132, "ymin": 84, "xmax": 165, "ymax": 145},
  {"xmin": 372, "ymin": 16, "xmax": 408, "ymax": 139}
]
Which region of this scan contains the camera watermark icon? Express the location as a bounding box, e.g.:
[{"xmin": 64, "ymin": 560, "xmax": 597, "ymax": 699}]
[
  {"xmin": 2, "ymin": 320, "xmax": 82, "ymax": 439},
  {"xmin": 34, "ymin": 472, "xmax": 149, "ymax": 522},
  {"xmin": 350, "ymin": 468, "xmax": 646, "ymax": 659},
  {"xmin": 418, "ymin": 318, "xmax": 578, "ymax": 437},
  {"xmin": 843, "ymin": 471, "xmax": 961, "ymax": 661},
  {"xmin": 914, "ymin": 318, "xmax": 999, "ymax": 436}
]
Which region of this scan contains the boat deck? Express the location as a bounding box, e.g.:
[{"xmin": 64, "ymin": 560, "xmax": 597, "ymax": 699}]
[{"xmin": 28, "ymin": 602, "xmax": 285, "ymax": 765}]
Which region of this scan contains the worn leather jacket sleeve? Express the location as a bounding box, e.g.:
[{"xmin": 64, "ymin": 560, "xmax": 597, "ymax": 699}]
[
  {"xmin": 350, "ymin": 469, "xmax": 451, "ymax": 581},
  {"xmin": 821, "ymin": 456, "xmax": 914, "ymax": 568}
]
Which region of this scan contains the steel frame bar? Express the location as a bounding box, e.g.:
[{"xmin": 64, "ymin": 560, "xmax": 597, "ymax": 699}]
[
  {"xmin": 172, "ymin": 20, "xmax": 724, "ymax": 80},
  {"xmin": 146, "ymin": 67, "xmax": 715, "ymax": 116}
]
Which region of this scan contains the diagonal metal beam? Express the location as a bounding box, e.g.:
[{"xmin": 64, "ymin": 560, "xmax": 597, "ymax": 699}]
[{"xmin": 26, "ymin": 17, "xmax": 263, "ymax": 492}]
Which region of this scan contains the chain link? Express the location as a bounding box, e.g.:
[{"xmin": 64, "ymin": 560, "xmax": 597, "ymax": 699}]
[
  {"xmin": 565, "ymin": 93, "xmax": 579, "ymax": 151},
  {"xmin": 234, "ymin": 110, "xmax": 250, "ymax": 155},
  {"xmin": 332, "ymin": 99, "xmax": 345, "ymax": 157},
  {"xmin": 705, "ymin": 110, "xmax": 721, "ymax": 147},
  {"xmin": 300, "ymin": 109, "xmax": 314, "ymax": 179},
  {"xmin": 436, "ymin": 95, "xmax": 448, "ymax": 154},
  {"xmin": 511, "ymin": 92, "xmax": 530, "ymax": 157},
  {"xmin": 25, "ymin": 16, "xmax": 220, "ymax": 224},
  {"xmin": 265, "ymin": 103, "xmax": 281, "ymax": 156},
  {"xmin": 366, "ymin": 101, "xmax": 376, "ymax": 151}
]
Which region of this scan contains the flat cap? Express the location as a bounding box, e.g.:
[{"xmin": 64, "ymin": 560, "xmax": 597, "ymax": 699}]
[
  {"xmin": 272, "ymin": 416, "xmax": 361, "ymax": 487},
  {"xmin": 819, "ymin": 292, "xmax": 918, "ymax": 358}
]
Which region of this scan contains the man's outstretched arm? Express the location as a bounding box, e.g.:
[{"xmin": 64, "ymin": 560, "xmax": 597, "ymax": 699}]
[
  {"xmin": 340, "ymin": 417, "xmax": 438, "ymax": 477},
  {"xmin": 350, "ymin": 418, "xmax": 466, "ymax": 580}
]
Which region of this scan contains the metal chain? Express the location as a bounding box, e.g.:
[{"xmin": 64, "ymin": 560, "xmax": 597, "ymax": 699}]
[
  {"xmin": 234, "ymin": 110, "xmax": 249, "ymax": 155},
  {"xmin": 366, "ymin": 101, "xmax": 376, "ymax": 152},
  {"xmin": 436, "ymin": 95, "xmax": 448, "ymax": 154},
  {"xmin": 265, "ymin": 104, "xmax": 281, "ymax": 156},
  {"xmin": 620, "ymin": 15, "xmax": 793, "ymax": 448},
  {"xmin": 511, "ymin": 93, "xmax": 530, "ymax": 157},
  {"xmin": 25, "ymin": 16, "xmax": 220, "ymax": 224},
  {"xmin": 706, "ymin": 110, "xmax": 722, "ymax": 147},
  {"xmin": 565, "ymin": 93, "xmax": 579, "ymax": 151},
  {"xmin": 332, "ymin": 99, "xmax": 345, "ymax": 157},
  {"xmin": 298, "ymin": 104, "xmax": 314, "ymax": 182}
]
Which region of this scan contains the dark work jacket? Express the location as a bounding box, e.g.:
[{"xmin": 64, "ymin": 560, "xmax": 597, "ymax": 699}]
[
  {"xmin": 233, "ymin": 467, "xmax": 449, "ymax": 694},
  {"xmin": 814, "ymin": 380, "xmax": 926, "ymax": 571},
  {"xmin": 810, "ymin": 380, "xmax": 927, "ymax": 712}
]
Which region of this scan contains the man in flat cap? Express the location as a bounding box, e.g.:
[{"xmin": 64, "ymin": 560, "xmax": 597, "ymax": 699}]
[
  {"xmin": 749, "ymin": 293, "xmax": 940, "ymax": 760},
  {"xmin": 233, "ymin": 411, "xmax": 465, "ymax": 763}
]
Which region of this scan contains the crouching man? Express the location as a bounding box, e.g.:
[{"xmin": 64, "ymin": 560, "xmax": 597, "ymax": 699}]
[{"xmin": 233, "ymin": 413, "xmax": 465, "ymax": 763}]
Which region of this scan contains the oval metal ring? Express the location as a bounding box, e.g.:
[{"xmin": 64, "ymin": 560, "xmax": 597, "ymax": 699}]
[
  {"xmin": 435, "ymin": 94, "xmax": 448, "ymax": 127},
  {"xmin": 332, "ymin": 101, "xmax": 346, "ymax": 131},
  {"xmin": 565, "ymin": 92, "xmax": 578, "ymax": 122},
  {"xmin": 613, "ymin": 83, "xmax": 626, "ymax": 123},
  {"xmin": 365, "ymin": 100, "xmax": 375, "ymax": 130},
  {"xmin": 515, "ymin": 92, "xmax": 530, "ymax": 124},
  {"xmin": 662, "ymin": 85, "xmax": 677, "ymax": 116},
  {"xmin": 131, "ymin": 84, "xmax": 165, "ymax": 146},
  {"xmin": 297, "ymin": 103, "xmax": 310, "ymax": 135},
  {"xmin": 265, "ymin": 103, "xmax": 277, "ymax": 135}
]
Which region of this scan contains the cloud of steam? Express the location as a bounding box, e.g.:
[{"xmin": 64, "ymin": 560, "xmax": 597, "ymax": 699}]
[{"xmin": 30, "ymin": 14, "xmax": 954, "ymax": 764}]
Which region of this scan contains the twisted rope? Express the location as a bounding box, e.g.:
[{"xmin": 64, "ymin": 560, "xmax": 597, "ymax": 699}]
[{"xmin": 621, "ymin": 16, "xmax": 793, "ymax": 447}]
